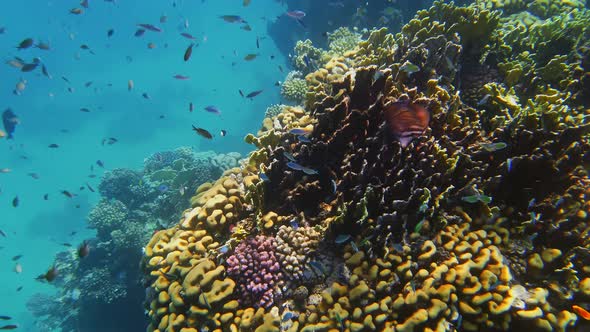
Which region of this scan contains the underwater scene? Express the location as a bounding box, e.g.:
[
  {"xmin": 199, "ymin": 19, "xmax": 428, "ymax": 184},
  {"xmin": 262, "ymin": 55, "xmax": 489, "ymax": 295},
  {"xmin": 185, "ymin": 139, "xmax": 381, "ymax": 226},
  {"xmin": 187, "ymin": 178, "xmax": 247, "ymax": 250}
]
[{"xmin": 1, "ymin": 0, "xmax": 590, "ymax": 331}]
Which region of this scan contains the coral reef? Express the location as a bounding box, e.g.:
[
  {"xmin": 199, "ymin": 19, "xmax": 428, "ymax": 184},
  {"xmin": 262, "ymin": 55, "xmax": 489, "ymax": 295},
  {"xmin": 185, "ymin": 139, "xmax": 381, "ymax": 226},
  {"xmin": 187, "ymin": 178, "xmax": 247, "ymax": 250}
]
[
  {"xmin": 28, "ymin": 148, "xmax": 241, "ymax": 332},
  {"xmin": 141, "ymin": 1, "xmax": 590, "ymax": 332}
]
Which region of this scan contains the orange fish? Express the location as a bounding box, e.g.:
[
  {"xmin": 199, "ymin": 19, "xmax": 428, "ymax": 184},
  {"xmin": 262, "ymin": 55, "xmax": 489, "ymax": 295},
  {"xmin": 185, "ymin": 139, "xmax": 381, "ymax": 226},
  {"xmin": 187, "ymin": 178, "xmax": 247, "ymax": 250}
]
[
  {"xmin": 383, "ymin": 101, "xmax": 430, "ymax": 148},
  {"xmin": 572, "ymin": 305, "xmax": 590, "ymax": 320}
]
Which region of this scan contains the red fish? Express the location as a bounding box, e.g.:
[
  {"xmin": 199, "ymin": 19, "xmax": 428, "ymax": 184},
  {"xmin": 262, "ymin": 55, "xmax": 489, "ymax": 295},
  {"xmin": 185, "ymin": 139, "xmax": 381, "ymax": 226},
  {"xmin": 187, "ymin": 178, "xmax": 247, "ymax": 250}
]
[
  {"xmin": 173, "ymin": 74, "xmax": 190, "ymax": 80},
  {"xmin": 383, "ymin": 101, "xmax": 430, "ymax": 148}
]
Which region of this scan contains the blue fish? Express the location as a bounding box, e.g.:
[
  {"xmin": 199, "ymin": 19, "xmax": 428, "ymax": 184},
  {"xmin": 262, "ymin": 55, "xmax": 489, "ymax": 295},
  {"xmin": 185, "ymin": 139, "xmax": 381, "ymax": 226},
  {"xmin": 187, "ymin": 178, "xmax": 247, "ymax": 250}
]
[
  {"xmin": 283, "ymin": 151, "xmax": 296, "ymax": 162},
  {"xmin": 289, "ymin": 128, "xmax": 309, "ymax": 135},
  {"xmin": 297, "ymin": 135, "xmax": 311, "ymax": 143},
  {"xmin": 302, "ymin": 167, "xmax": 318, "ymax": 175},
  {"xmin": 259, "ymin": 172, "xmax": 270, "ymax": 182},
  {"xmin": 286, "ymin": 161, "xmax": 305, "ymax": 171},
  {"xmin": 290, "ymin": 219, "xmax": 299, "ymax": 229},
  {"xmin": 158, "ymin": 184, "xmax": 169, "ymax": 192},
  {"xmin": 204, "ymin": 105, "xmax": 221, "ymax": 114},
  {"xmin": 335, "ymin": 234, "xmax": 351, "ymax": 244},
  {"xmin": 282, "ymin": 312, "xmax": 295, "ymax": 322},
  {"xmin": 218, "ymin": 244, "xmax": 229, "ymax": 254},
  {"xmin": 350, "ymin": 241, "xmax": 359, "ymax": 253},
  {"xmin": 309, "ymin": 261, "xmax": 325, "ymax": 274},
  {"xmin": 506, "ymin": 158, "xmax": 513, "ymax": 172}
]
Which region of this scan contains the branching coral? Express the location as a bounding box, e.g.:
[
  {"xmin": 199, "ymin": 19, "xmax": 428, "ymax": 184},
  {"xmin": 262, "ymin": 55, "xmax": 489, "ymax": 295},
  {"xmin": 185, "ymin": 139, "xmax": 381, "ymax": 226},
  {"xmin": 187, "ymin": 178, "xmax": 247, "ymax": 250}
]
[
  {"xmin": 281, "ymin": 71, "xmax": 308, "ymax": 104},
  {"xmin": 226, "ymin": 235, "xmax": 284, "ymax": 308}
]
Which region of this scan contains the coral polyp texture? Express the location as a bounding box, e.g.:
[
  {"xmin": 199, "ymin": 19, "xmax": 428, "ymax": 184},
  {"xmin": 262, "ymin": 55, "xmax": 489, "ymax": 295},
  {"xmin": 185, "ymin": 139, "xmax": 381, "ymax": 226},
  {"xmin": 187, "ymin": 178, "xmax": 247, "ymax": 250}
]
[{"xmin": 141, "ymin": 1, "xmax": 590, "ymax": 331}]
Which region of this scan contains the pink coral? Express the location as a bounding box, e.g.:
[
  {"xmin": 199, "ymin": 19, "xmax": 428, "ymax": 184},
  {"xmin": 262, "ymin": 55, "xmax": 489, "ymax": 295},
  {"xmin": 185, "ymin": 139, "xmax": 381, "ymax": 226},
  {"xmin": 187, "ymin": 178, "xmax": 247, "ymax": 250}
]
[{"xmin": 226, "ymin": 235, "xmax": 284, "ymax": 308}]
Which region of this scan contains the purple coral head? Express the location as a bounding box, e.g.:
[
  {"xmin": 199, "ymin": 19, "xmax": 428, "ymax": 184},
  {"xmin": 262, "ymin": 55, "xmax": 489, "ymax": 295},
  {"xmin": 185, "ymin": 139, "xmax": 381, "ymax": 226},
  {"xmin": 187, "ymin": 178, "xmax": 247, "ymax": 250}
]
[{"xmin": 226, "ymin": 235, "xmax": 283, "ymax": 308}]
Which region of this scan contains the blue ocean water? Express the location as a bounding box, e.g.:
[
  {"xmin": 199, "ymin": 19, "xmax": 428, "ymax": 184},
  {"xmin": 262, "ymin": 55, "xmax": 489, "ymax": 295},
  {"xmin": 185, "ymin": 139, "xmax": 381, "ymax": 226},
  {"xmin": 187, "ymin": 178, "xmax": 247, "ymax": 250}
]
[
  {"xmin": 1, "ymin": 0, "xmax": 285, "ymax": 330},
  {"xmin": 8, "ymin": 1, "xmax": 582, "ymax": 331}
]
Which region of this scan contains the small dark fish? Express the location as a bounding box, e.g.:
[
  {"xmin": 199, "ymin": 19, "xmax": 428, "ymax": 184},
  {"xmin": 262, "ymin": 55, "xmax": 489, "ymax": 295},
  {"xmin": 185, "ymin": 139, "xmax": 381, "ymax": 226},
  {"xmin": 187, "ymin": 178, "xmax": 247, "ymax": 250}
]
[
  {"xmin": 0, "ymin": 325, "xmax": 18, "ymax": 330},
  {"xmin": 70, "ymin": 7, "xmax": 83, "ymax": 14},
  {"xmin": 173, "ymin": 74, "xmax": 190, "ymax": 80},
  {"xmin": 16, "ymin": 38, "xmax": 34, "ymax": 50},
  {"xmin": 62, "ymin": 243, "xmax": 72, "ymax": 247},
  {"xmin": 41, "ymin": 64, "xmax": 51, "ymax": 78},
  {"xmin": 278, "ymin": 65, "xmax": 283, "ymax": 73},
  {"xmin": 246, "ymin": 90, "xmax": 263, "ymax": 98},
  {"xmin": 61, "ymin": 76, "xmax": 70, "ymax": 83},
  {"xmin": 189, "ymin": 102, "xmax": 194, "ymax": 112},
  {"xmin": 43, "ymin": 194, "xmax": 49, "ymax": 200},
  {"xmin": 78, "ymin": 240, "xmax": 90, "ymax": 258},
  {"xmin": 96, "ymin": 160, "xmax": 104, "ymax": 168},
  {"xmin": 85, "ymin": 81, "xmax": 93, "ymax": 87},
  {"xmin": 180, "ymin": 32, "xmax": 196, "ymax": 40},
  {"xmin": 80, "ymin": 0, "xmax": 89, "ymax": 9},
  {"xmin": 106, "ymin": 137, "xmax": 118, "ymax": 145},
  {"xmin": 12, "ymin": 196, "xmax": 19, "ymax": 207},
  {"xmin": 12, "ymin": 255, "xmax": 22, "ymax": 261},
  {"xmin": 204, "ymin": 105, "xmax": 221, "ymax": 114},
  {"xmin": 35, "ymin": 42, "xmax": 51, "ymax": 50},
  {"xmin": 241, "ymin": 24, "xmax": 252, "ymax": 31},
  {"xmin": 48, "ymin": 144, "xmax": 59, "ymax": 148},
  {"xmin": 244, "ymin": 54, "xmax": 258, "ymax": 61},
  {"xmin": 134, "ymin": 29, "xmax": 146, "ymax": 37},
  {"xmin": 256, "ymin": 36, "xmax": 259, "ymax": 49},
  {"xmin": 0, "ymin": 230, "xmax": 6, "ymax": 238},
  {"xmin": 107, "ymin": 29, "xmax": 114, "ymax": 37},
  {"xmin": 2, "ymin": 109, "xmax": 19, "ymax": 139},
  {"xmin": 220, "ymin": 130, "xmax": 227, "ymax": 136},
  {"xmin": 239, "ymin": 89, "xmax": 244, "ymax": 97},
  {"xmin": 80, "ymin": 108, "xmax": 91, "ymax": 113},
  {"xmin": 16, "ymin": 286, "xmax": 22, "ymax": 292},
  {"xmin": 220, "ymin": 15, "xmax": 246, "ymax": 23},
  {"xmin": 137, "ymin": 24, "xmax": 162, "ymax": 32},
  {"xmin": 21, "ymin": 63, "xmax": 38, "ymax": 72},
  {"xmin": 286, "ymin": 10, "xmax": 306, "ymax": 19},
  {"xmin": 36, "ymin": 266, "xmax": 58, "ymax": 282},
  {"xmin": 184, "ymin": 43, "xmax": 194, "ymax": 61},
  {"xmin": 158, "ymin": 184, "xmax": 169, "ymax": 192},
  {"xmin": 192, "ymin": 125, "xmax": 213, "ymax": 139},
  {"xmin": 61, "ymin": 190, "xmax": 74, "ymax": 198},
  {"xmin": 27, "ymin": 173, "xmax": 40, "ymax": 179},
  {"xmin": 0, "ymin": 317, "xmax": 10, "ymax": 321},
  {"xmin": 142, "ymin": 92, "xmax": 150, "ymax": 99}
]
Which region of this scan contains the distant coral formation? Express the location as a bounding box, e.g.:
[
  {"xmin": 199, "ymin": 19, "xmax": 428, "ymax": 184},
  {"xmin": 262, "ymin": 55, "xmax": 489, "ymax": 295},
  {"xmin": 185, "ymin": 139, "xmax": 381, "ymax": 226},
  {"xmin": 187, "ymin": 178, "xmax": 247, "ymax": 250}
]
[{"xmin": 27, "ymin": 148, "xmax": 241, "ymax": 331}]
